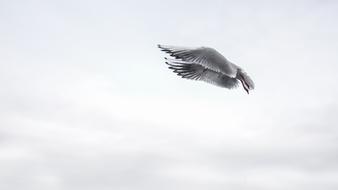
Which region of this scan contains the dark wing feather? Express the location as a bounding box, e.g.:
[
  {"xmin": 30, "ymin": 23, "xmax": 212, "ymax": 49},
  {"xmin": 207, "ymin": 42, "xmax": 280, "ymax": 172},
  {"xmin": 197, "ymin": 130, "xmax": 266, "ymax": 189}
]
[
  {"xmin": 158, "ymin": 44, "xmax": 237, "ymax": 77},
  {"xmin": 166, "ymin": 60, "xmax": 239, "ymax": 89}
]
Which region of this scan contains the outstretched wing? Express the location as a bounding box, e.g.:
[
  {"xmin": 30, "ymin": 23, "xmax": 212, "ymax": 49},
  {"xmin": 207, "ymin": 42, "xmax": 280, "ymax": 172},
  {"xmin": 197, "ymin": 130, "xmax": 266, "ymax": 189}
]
[
  {"xmin": 158, "ymin": 44, "xmax": 237, "ymax": 77},
  {"xmin": 165, "ymin": 59, "xmax": 239, "ymax": 89}
]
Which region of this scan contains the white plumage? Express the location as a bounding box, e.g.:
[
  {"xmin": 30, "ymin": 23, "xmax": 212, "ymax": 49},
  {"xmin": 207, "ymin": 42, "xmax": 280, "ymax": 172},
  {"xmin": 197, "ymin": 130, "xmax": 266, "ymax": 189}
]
[{"xmin": 158, "ymin": 44, "xmax": 255, "ymax": 94}]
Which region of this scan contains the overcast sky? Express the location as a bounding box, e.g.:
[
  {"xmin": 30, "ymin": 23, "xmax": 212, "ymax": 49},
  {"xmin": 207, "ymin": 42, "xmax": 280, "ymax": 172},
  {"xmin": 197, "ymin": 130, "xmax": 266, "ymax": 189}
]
[{"xmin": 1, "ymin": 0, "xmax": 338, "ymax": 189}]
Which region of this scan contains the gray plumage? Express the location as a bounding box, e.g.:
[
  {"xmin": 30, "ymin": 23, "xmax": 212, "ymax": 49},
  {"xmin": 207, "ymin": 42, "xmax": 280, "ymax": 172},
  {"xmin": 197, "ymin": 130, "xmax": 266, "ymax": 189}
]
[{"xmin": 158, "ymin": 44, "xmax": 255, "ymax": 94}]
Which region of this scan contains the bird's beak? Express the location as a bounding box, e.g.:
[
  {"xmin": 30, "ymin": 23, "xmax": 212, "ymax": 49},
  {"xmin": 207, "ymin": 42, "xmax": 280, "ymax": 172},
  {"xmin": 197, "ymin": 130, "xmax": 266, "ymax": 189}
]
[
  {"xmin": 245, "ymin": 88, "xmax": 249, "ymax": 94},
  {"xmin": 239, "ymin": 78, "xmax": 250, "ymax": 95}
]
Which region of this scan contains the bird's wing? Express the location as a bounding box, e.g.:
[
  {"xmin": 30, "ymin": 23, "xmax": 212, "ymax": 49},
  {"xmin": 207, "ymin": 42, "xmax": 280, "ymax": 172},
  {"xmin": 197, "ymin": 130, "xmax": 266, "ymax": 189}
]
[
  {"xmin": 158, "ymin": 44, "xmax": 237, "ymax": 77},
  {"xmin": 166, "ymin": 59, "xmax": 239, "ymax": 89}
]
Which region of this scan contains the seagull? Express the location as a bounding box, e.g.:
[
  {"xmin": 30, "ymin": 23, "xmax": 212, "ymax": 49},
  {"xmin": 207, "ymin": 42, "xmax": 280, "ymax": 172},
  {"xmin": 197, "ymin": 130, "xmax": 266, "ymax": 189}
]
[{"xmin": 158, "ymin": 44, "xmax": 255, "ymax": 94}]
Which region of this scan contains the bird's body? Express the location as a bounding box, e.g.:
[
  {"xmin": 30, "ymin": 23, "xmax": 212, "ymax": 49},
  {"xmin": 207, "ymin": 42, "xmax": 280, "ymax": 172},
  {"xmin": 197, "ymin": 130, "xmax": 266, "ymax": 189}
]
[{"xmin": 158, "ymin": 44, "xmax": 255, "ymax": 94}]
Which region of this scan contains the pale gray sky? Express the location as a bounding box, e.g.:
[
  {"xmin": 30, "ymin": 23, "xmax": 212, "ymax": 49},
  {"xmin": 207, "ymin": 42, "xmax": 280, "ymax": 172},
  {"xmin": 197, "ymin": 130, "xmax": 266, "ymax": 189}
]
[{"xmin": 1, "ymin": 0, "xmax": 338, "ymax": 190}]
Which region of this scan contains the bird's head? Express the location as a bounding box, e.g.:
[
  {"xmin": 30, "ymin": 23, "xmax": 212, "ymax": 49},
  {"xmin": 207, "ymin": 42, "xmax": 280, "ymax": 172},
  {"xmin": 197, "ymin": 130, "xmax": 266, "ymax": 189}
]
[{"xmin": 236, "ymin": 69, "xmax": 255, "ymax": 94}]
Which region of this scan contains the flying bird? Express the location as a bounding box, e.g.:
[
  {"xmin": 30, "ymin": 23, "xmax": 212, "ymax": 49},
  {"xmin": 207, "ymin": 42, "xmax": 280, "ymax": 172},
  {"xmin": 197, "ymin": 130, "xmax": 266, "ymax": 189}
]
[{"xmin": 158, "ymin": 44, "xmax": 255, "ymax": 94}]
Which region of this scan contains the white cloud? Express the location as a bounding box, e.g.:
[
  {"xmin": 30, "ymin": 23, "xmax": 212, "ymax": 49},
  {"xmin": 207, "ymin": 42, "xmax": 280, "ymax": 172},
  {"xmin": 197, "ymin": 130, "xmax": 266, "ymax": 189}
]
[{"xmin": 1, "ymin": 0, "xmax": 338, "ymax": 189}]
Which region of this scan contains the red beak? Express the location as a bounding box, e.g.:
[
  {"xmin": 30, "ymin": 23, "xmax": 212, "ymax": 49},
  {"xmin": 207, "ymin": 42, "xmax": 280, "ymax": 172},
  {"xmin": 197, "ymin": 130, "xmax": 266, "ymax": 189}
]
[{"xmin": 239, "ymin": 78, "xmax": 250, "ymax": 94}]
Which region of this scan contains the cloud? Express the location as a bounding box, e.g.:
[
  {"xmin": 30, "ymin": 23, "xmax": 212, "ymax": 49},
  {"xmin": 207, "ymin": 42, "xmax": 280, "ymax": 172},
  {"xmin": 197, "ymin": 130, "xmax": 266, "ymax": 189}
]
[{"xmin": 1, "ymin": 0, "xmax": 338, "ymax": 190}]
